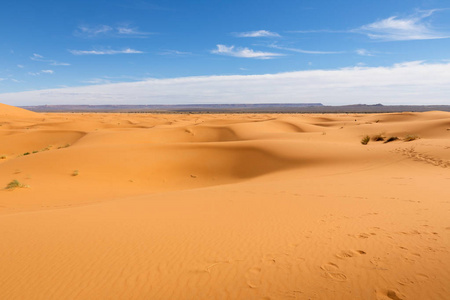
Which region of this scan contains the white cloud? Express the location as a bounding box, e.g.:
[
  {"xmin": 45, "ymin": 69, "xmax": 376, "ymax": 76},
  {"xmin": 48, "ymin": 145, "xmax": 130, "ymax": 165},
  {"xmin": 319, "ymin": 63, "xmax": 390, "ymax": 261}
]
[
  {"xmin": 3, "ymin": 61, "xmax": 450, "ymax": 106},
  {"xmin": 17, "ymin": 64, "xmax": 25, "ymax": 68},
  {"xmin": 268, "ymin": 43, "xmax": 343, "ymax": 54},
  {"xmin": 69, "ymin": 48, "xmax": 144, "ymax": 55},
  {"xmin": 75, "ymin": 25, "xmax": 113, "ymax": 37},
  {"xmin": 30, "ymin": 53, "xmax": 70, "ymax": 66},
  {"xmin": 75, "ymin": 24, "xmax": 151, "ymax": 38},
  {"xmin": 234, "ymin": 30, "xmax": 281, "ymax": 38},
  {"xmin": 354, "ymin": 9, "xmax": 449, "ymax": 41},
  {"xmin": 355, "ymin": 49, "xmax": 374, "ymax": 56},
  {"xmin": 158, "ymin": 50, "xmax": 192, "ymax": 56},
  {"xmin": 211, "ymin": 44, "xmax": 284, "ymax": 59},
  {"xmin": 27, "ymin": 70, "xmax": 54, "ymax": 76},
  {"xmin": 288, "ymin": 29, "xmax": 345, "ymax": 34},
  {"xmin": 50, "ymin": 61, "xmax": 71, "ymax": 66},
  {"xmin": 116, "ymin": 25, "xmax": 151, "ymax": 36}
]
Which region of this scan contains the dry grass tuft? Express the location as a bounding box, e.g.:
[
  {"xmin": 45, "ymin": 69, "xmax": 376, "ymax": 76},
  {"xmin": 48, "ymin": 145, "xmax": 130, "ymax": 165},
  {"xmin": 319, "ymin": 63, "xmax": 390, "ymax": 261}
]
[
  {"xmin": 361, "ymin": 135, "xmax": 370, "ymax": 145},
  {"xmin": 384, "ymin": 136, "xmax": 399, "ymax": 143},
  {"xmin": 371, "ymin": 134, "xmax": 385, "ymax": 142}
]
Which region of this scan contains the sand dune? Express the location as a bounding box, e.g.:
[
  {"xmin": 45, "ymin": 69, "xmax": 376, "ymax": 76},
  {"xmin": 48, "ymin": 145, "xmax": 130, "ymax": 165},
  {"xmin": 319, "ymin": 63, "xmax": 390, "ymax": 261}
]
[
  {"xmin": 0, "ymin": 105, "xmax": 449, "ymax": 299},
  {"xmin": 0, "ymin": 103, "xmax": 39, "ymax": 118}
]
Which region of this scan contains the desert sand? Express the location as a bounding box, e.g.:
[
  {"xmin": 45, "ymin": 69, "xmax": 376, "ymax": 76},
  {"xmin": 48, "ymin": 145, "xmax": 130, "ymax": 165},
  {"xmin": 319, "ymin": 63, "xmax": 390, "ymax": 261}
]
[{"xmin": 0, "ymin": 103, "xmax": 449, "ymax": 300}]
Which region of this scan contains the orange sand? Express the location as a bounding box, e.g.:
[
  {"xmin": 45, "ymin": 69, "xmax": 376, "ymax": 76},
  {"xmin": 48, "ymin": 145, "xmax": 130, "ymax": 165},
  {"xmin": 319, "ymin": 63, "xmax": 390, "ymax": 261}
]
[{"xmin": 0, "ymin": 103, "xmax": 449, "ymax": 300}]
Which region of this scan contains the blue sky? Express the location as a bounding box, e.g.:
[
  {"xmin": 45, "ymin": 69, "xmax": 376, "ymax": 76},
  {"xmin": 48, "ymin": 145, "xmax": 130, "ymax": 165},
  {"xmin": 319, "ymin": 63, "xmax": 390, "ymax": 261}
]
[{"xmin": 1, "ymin": 0, "xmax": 450, "ymax": 105}]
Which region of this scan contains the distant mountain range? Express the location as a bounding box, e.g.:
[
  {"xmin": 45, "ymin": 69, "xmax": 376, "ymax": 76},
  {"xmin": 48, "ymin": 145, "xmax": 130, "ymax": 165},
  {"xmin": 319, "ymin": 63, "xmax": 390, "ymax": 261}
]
[{"xmin": 21, "ymin": 103, "xmax": 450, "ymax": 113}]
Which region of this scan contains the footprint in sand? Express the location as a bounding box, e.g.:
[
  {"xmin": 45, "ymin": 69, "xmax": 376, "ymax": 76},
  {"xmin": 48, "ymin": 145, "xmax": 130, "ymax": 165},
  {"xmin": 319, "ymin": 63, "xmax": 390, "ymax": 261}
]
[
  {"xmin": 358, "ymin": 233, "xmax": 370, "ymax": 239},
  {"xmin": 376, "ymin": 289, "xmax": 405, "ymax": 300},
  {"xmin": 320, "ymin": 263, "xmax": 347, "ymax": 282},
  {"xmin": 336, "ymin": 249, "xmax": 366, "ymax": 259},
  {"xmin": 245, "ymin": 267, "xmax": 262, "ymax": 288},
  {"xmin": 416, "ymin": 273, "xmax": 429, "ymax": 282}
]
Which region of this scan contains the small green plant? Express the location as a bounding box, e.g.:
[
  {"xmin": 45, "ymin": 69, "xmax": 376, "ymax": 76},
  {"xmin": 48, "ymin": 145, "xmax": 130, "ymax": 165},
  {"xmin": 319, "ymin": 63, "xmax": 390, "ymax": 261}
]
[
  {"xmin": 5, "ymin": 179, "xmax": 29, "ymax": 190},
  {"xmin": 72, "ymin": 170, "xmax": 79, "ymax": 176},
  {"xmin": 58, "ymin": 144, "xmax": 71, "ymax": 149},
  {"xmin": 404, "ymin": 134, "xmax": 418, "ymax": 142},
  {"xmin": 361, "ymin": 135, "xmax": 370, "ymax": 145},
  {"xmin": 32, "ymin": 150, "xmax": 39, "ymax": 154},
  {"xmin": 23, "ymin": 152, "xmax": 30, "ymax": 156},
  {"xmin": 371, "ymin": 134, "xmax": 385, "ymax": 142},
  {"xmin": 384, "ymin": 136, "xmax": 399, "ymax": 143}
]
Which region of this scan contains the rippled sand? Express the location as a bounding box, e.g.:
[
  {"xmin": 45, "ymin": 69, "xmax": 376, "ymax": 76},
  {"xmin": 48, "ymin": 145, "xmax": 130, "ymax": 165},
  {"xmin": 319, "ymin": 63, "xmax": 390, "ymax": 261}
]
[{"xmin": 1, "ymin": 103, "xmax": 449, "ymax": 300}]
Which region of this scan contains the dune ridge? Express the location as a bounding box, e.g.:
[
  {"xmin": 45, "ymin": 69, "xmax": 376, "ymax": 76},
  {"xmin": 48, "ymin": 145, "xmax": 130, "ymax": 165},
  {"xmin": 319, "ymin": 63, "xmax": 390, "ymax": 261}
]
[{"xmin": 0, "ymin": 106, "xmax": 449, "ymax": 299}]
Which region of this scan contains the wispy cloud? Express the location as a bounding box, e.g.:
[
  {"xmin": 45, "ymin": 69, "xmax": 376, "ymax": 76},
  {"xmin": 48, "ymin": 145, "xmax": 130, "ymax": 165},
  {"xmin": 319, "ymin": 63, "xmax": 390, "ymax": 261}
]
[
  {"xmin": 17, "ymin": 64, "xmax": 25, "ymax": 68},
  {"xmin": 31, "ymin": 53, "xmax": 43, "ymax": 59},
  {"xmin": 290, "ymin": 9, "xmax": 449, "ymax": 41},
  {"xmin": 69, "ymin": 48, "xmax": 144, "ymax": 55},
  {"xmin": 82, "ymin": 78, "xmax": 113, "ymax": 84},
  {"xmin": 354, "ymin": 9, "xmax": 449, "ymax": 41},
  {"xmin": 82, "ymin": 75, "xmax": 145, "ymax": 84},
  {"xmin": 50, "ymin": 61, "xmax": 71, "ymax": 66},
  {"xmin": 0, "ymin": 77, "xmax": 21, "ymax": 83},
  {"xmin": 76, "ymin": 25, "xmax": 112, "ymax": 37},
  {"xmin": 211, "ymin": 44, "xmax": 284, "ymax": 59},
  {"xmin": 5, "ymin": 61, "xmax": 450, "ymax": 106},
  {"xmin": 28, "ymin": 69, "xmax": 54, "ymax": 76},
  {"xmin": 268, "ymin": 43, "xmax": 343, "ymax": 54},
  {"xmin": 233, "ymin": 30, "xmax": 281, "ymax": 38},
  {"xmin": 158, "ymin": 50, "xmax": 192, "ymax": 56},
  {"xmin": 288, "ymin": 29, "xmax": 345, "ymax": 34},
  {"xmin": 116, "ymin": 25, "xmax": 150, "ymax": 36},
  {"xmin": 30, "ymin": 53, "xmax": 70, "ymax": 66},
  {"xmin": 75, "ymin": 24, "xmax": 152, "ymax": 38},
  {"xmin": 355, "ymin": 49, "xmax": 375, "ymax": 56}
]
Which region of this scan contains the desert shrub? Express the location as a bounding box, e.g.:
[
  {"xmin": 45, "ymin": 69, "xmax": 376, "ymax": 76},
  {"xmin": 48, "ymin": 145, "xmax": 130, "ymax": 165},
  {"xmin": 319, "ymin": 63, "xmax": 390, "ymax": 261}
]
[
  {"xmin": 5, "ymin": 180, "xmax": 28, "ymax": 190},
  {"xmin": 384, "ymin": 136, "xmax": 399, "ymax": 143},
  {"xmin": 361, "ymin": 135, "xmax": 370, "ymax": 145},
  {"xmin": 371, "ymin": 134, "xmax": 385, "ymax": 141},
  {"xmin": 404, "ymin": 135, "xmax": 418, "ymax": 142},
  {"xmin": 0, "ymin": 155, "xmax": 6, "ymax": 159},
  {"xmin": 72, "ymin": 170, "xmax": 79, "ymax": 176}
]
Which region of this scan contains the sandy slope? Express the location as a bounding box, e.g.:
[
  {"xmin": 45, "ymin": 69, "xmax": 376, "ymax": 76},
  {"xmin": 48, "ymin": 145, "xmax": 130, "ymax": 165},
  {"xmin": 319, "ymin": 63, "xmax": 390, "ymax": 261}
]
[{"xmin": 0, "ymin": 105, "xmax": 449, "ymax": 300}]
